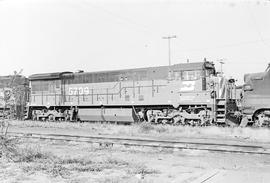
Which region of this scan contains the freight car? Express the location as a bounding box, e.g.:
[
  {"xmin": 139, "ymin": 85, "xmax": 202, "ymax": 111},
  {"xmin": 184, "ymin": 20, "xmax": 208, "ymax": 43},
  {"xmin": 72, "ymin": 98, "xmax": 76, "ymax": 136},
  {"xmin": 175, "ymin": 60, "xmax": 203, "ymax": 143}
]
[
  {"xmin": 25, "ymin": 59, "xmax": 238, "ymax": 125},
  {"xmin": 0, "ymin": 75, "xmax": 29, "ymax": 119},
  {"xmin": 240, "ymin": 64, "xmax": 270, "ymax": 127}
]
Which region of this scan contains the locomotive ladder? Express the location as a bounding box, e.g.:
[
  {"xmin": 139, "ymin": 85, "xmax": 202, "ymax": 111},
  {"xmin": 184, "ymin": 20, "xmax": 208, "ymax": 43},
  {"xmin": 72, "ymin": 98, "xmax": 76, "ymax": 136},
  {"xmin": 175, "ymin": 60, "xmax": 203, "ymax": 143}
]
[
  {"xmin": 24, "ymin": 106, "xmax": 29, "ymax": 120},
  {"xmin": 216, "ymin": 98, "xmax": 226, "ymax": 123}
]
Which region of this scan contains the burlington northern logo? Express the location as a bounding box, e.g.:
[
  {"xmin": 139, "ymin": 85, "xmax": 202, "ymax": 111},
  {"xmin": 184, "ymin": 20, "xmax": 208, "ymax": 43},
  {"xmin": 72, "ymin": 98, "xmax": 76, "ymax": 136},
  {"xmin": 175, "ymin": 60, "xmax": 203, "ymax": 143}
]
[{"xmin": 180, "ymin": 81, "xmax": 195, "ymax": 91}]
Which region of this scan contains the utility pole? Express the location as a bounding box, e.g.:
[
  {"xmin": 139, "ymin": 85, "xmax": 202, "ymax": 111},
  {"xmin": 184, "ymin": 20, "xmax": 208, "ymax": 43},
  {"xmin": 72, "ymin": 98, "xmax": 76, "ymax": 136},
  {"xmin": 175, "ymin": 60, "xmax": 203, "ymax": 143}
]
[
  {"xmin": 220, "ymin": 61, "xmax": 224, "ymax": 74},
  {"xmin": 162, "ymin": 35, "xmax": 177, "ymax": 67},
  {"xmin": 217, "ymin": 58, "xmax": 226, "ymax": 74}
]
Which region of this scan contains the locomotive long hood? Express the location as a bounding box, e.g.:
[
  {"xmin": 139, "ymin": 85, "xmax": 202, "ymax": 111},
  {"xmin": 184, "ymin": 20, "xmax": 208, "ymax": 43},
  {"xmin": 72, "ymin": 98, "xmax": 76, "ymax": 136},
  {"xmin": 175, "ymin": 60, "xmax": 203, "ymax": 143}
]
[{"xmin": 29, "ymin": 71, "xmax": 72, "ymax": 81}]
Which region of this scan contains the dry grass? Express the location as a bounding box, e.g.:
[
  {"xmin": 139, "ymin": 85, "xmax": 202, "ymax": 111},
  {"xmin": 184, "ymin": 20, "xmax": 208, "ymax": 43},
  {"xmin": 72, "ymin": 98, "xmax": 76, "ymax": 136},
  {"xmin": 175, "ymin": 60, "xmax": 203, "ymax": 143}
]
[
  {"xmin": 20, "ymin": 153, "xmax": 131, "ymax": 178},
  {"xmin": 127, "ymin": 163, "xmax": 160, "ymax": 175},
  {"xmin": 138, "ymin": 122, "xmax": 155, "ymax": 133},
  {"xmin": 9, "ymin": 120, "xmax": 270, "ymax": 142},
  {"xmin": 0, "ymin": 136, "xmax": 20, "ymax": 161},
  {"xmin": 1, "ymin": 141, "xmax": 159, "ymax": 180},
  {"xmin": 9, "ymin": 120, "xmax": 94, "ymax": 129},
  {"xmin": 16, "ymin": 144, "xmax": 52, "ymax": 162},
  {"xmin": 136, "ymin": 123, "xmax": 270, "ymax": 142},
  {"xmin": 0, "ymin": 136, "xmax": 132, "ymax": 178}
]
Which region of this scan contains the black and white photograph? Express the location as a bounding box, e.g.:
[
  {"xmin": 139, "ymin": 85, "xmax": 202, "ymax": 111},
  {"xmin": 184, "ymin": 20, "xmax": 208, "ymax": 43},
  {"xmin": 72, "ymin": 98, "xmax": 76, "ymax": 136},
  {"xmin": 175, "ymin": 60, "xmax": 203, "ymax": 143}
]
[{"xmin": 0, "ymin": 0, "xmax": 270, "ymax": 182}]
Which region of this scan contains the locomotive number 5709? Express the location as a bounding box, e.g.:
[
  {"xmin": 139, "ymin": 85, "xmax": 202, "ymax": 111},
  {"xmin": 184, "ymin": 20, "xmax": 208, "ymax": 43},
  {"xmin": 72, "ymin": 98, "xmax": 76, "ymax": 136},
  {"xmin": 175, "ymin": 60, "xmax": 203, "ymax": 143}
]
[{"xmin": 68, "ymin": 87, "xmax": 90, "ymax": 95}]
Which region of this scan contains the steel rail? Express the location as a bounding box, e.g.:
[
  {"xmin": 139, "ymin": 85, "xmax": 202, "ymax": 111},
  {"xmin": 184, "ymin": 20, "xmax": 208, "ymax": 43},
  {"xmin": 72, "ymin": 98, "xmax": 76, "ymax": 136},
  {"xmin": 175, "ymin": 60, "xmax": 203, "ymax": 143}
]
[{"xmin": 7, "ymin": 132, "xmax": 270, "ymax": 155}]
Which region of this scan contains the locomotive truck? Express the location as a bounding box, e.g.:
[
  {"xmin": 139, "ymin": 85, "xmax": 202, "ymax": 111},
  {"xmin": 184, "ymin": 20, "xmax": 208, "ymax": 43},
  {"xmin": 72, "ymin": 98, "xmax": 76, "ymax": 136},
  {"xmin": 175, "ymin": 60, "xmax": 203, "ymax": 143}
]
[{"xmin": 25, "ymin": 59, "xmax": 239, "ymax": 125}]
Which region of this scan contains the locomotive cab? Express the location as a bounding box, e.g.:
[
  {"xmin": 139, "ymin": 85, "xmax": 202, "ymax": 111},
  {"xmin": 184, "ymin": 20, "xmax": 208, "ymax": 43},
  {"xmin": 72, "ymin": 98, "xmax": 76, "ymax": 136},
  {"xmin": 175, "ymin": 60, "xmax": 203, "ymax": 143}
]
[{"xmin": 240, "ymin": 65, "xmax": 270, "ymax": 127}]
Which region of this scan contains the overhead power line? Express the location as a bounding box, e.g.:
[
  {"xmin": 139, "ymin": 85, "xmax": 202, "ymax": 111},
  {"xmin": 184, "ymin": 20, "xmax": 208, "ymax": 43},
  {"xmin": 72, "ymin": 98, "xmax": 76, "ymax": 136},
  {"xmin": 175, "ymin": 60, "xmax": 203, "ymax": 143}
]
[
  {"xmin": 79, "ymin": 0, "xmax": 162, "ymax": 37},
  {"xmin": 177, "ymin": 38, "xmax": 270, "ymax": 53}
]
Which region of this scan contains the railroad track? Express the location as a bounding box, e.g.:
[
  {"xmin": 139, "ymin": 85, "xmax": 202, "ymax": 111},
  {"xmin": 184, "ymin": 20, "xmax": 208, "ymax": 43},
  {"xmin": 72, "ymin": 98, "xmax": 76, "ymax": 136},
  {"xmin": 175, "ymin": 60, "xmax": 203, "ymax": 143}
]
[{"xmin": 7, "ymin": 132, "xmax": 270, "ymax": 155}]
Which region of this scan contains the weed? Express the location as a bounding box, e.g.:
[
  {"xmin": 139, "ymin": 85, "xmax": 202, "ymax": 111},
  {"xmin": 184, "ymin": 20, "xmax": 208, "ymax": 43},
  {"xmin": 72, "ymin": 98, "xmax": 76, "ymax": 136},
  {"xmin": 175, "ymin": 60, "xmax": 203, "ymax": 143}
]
[
  {"xmin": 10, "ymin": 120, "xmax": 270, "ymax": 142},
  {"xmin": 0, "ymin": 136, "xmax": 20, "ymax": 161},
  {"xmin": 97, "ymin": 177, "xmax": 123, "ymax": 183},
  {"xmin": 20, "ymin": 152, "xmax": 133, "ymax": 178},
  {"xmin": 154, "ymin": 125, "xmax": 168, "ymax": 133},
  {"xmin": 16, "ymin": 145, "xmax": 52, "ymax": 162},
  {"xmin": 56, "ymin": 156, "xmax": 93, "ymax": 165},
  {"xmin": 49, "ymin": 163, "xmax": 69, "ymax": 177},
  {"xmin": 138, "ymin": 122, "xmax": 154, "ymax": 133},
  {"xmin": 127, "ymin": 163, "xmax": 160, "ymax": 175},
  {"xmin": 105, "ymin": 157, "xmax": 129, "ymax": 166},
  {"xmin": 73, "ymin": 164, "xmax": 103, "ymax": 172}
]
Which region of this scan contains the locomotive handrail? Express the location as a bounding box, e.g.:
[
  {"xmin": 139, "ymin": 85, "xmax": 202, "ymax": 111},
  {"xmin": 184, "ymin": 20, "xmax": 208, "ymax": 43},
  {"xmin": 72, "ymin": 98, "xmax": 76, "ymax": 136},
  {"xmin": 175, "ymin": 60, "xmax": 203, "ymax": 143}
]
[
  {"xmin": 31, "ymin": 82, "xmax": 167, "ymax": 97},
  {"xmin": 177, "ymin": 91, "xmax": 210, "ymax": 94}
]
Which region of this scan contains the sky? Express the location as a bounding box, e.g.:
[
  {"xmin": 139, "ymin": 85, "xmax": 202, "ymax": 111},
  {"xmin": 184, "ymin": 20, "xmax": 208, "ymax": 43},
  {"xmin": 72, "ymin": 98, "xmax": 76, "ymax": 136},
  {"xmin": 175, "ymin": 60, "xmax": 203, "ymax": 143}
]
[{"xmin": 0, "ymin": 0, "xmax": 270, "ymax": 84}]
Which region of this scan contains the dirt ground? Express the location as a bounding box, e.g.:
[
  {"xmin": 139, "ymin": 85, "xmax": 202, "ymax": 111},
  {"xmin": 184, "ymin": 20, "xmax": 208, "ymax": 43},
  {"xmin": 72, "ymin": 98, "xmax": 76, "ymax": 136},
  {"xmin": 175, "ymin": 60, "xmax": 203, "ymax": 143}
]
[
  {"xmin": 1, "ymin": 121, "xmax": 270, "ymax": 182},
  {"xmin": 1, "ymin": 138, "xmax": 270, "ymax": 183}
]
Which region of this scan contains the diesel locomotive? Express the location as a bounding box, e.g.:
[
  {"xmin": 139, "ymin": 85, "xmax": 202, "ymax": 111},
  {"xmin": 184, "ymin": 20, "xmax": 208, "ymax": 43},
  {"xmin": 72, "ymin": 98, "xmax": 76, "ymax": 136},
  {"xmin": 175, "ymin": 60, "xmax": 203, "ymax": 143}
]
[
  {"xmin": 25, "ymin": 59, "xmax": 239, "ymax": 126},
  {"xmin": 240, "ymin": 64, "xmax": 270, "ymax": 127}
]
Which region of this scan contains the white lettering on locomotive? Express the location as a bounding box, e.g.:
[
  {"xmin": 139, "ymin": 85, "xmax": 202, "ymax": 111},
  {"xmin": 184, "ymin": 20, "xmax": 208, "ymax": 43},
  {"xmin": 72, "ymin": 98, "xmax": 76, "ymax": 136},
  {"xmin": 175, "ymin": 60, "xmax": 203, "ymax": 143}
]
[
  {"xmin": 78, "ymin": 87, "xmax": 84, "ymax": 95},
  {"xmin": 0, "ymin": 89, "xmax": 4, "ymax": 98},
  {"xmin": 69, "ymin": 87, "xmax": 90, "ymax": 95},
  {"xmin": 180, "ymin": 81, "xmax": 195, "ymax": 91},
  {"xmin": 69, "ymin": 88, "xmax": 75, "ymax": 95},
  {"xmin": 84, "ymin": 87, "xmax": 90, "ymax": 95}
]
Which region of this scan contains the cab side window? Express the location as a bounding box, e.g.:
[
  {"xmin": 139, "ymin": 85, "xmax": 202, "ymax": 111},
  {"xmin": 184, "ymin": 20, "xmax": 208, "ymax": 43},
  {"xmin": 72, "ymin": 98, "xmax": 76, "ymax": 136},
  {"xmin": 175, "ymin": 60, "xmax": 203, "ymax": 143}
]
[{"xmin": 181, "ymin": 70, "xmax": 202, "ymax": 81}]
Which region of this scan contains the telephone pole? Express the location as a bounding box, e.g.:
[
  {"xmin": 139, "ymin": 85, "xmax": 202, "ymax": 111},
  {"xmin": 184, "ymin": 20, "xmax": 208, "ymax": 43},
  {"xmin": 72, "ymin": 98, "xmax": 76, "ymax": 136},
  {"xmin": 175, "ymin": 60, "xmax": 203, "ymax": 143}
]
[
  {"xmin": 217, "ymin": 58, "xmax": 226, "ymax": 74},
  {"xmin": 162, "ymin": 35, "xmax": 177, "ymax": 66}
]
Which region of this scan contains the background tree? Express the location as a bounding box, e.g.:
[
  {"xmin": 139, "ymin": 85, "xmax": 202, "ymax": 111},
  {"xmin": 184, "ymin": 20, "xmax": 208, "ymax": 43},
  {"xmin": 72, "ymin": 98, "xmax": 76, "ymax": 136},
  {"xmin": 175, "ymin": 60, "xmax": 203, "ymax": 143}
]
[{"xmin": 0, "ymin": 70, "xmax": 28, "ymax": 135}]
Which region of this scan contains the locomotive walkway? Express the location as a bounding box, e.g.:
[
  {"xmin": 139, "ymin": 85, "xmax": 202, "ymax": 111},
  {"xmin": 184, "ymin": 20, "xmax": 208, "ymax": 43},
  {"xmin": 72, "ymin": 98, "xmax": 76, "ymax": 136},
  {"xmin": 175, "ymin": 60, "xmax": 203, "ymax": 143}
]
[{"xmin": 7, "ymin": 127, "xmax": 270, "ymax": 155}]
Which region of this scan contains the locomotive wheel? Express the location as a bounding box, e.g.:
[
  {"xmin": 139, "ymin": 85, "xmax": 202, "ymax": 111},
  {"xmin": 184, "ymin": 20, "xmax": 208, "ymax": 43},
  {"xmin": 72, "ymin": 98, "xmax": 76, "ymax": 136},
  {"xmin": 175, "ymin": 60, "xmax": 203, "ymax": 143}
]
[
  {"xmin": 48, "ymin": 114, "xmax": 55, "ymax": 121},
  {"xmin": 171, "ymin": 116, "xmax": 180, "ymax": 125},
  {"xmin": 253, "ymin": 112, "xmax": 264, "ymax": 127},
  {"xmin": 161, "ymin": 119, "xmax": 169, "ymax": 125}
]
